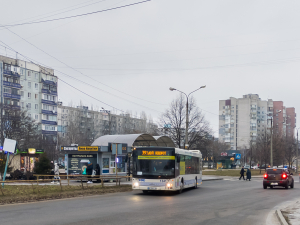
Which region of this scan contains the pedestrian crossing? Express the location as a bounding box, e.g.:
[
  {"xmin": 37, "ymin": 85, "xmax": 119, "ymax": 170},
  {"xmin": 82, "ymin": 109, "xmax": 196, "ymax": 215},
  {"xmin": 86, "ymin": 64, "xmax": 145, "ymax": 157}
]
[
  {"xmin": 223, "ymin": 178, "xmax": 262, "ymax": 182},
  {"xmin": 223, "ymin": 178, "xmax": 299, "ymax": 183}
]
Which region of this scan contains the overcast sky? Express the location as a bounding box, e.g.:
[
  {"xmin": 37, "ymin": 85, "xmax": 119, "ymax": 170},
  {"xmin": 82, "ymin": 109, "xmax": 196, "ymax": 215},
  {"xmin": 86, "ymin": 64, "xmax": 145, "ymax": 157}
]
[{"xmin": 1, "ymin": 0, "xmax": 300, "ymax": 136}]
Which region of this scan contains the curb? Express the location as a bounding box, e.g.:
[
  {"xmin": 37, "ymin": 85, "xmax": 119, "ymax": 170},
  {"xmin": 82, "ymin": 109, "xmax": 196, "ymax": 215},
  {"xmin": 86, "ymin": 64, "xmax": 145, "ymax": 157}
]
[
  {"xmin": 203, "ymin": 178, "xmax": 224, "ymax": 182},
  {"xmin": 275, "ymin": 209, "xmax": 289, "ymax": 225}
]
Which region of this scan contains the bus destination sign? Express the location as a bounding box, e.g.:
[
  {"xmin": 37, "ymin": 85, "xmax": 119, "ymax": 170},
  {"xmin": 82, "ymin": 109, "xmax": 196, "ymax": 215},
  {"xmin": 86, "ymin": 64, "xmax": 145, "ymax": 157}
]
[{"xmin": 142, "ymin": 151, "xmax": 167, "ymax": 156}]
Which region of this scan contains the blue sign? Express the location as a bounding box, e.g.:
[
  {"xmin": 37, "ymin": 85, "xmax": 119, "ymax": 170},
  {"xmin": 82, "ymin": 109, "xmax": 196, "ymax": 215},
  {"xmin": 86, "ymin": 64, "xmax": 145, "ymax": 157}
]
[{"xmin": 235, "ymin": 154, "xmax": 241, "ymax": 159}]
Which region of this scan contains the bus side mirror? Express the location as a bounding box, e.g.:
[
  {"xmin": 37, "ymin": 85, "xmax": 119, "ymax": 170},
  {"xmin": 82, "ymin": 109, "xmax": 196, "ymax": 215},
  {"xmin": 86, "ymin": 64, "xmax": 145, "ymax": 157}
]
[{"xmin": 176, "ymin": 155, "xmax": 180, "ymax": 163}]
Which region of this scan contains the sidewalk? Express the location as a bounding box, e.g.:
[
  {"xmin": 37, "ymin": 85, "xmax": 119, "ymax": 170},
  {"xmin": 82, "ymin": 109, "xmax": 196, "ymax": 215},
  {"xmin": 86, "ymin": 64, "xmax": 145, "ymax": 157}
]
[{"xmin": 277, "ymin": 199, "xmax": 300, "ymax": 225}]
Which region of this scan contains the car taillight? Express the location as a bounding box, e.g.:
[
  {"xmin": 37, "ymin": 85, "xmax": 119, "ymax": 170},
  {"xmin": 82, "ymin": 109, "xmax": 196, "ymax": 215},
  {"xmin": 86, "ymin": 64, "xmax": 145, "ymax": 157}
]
[
  {"xmin": 282, "ymin": 173, "xmax": 287, "ymax": 179},
  {"xmin": 264, "ymin": 174, "xmax": 268, "ymax": 179}
]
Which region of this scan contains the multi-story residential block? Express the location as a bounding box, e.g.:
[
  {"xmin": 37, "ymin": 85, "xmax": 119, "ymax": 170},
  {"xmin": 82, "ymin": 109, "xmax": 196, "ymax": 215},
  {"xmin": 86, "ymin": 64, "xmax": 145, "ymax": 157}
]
[
  {"xmin": 0, "ymin": 55, "xmax": 58, "ymax": 146},
  {"xmin": 286, "ymin": 107, "xmax": 296, "ymax": 138},
  {"xmin": 57, "ymin": 102, "xmax": 157, "ymax": 143},
  {"xmin": 219, "ymin": 94, "xmax": 296, "ymax": 150}
]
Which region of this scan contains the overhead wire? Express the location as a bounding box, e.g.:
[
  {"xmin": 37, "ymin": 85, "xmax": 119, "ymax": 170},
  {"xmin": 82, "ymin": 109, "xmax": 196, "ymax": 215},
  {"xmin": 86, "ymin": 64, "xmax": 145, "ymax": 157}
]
[
  {"xmin": 0, "ymin": 0, "xmax": 152, "ymax": 28},
  {"xmin": 2, "ymin": 28, "xmax": 166, "ymax": 106},
  {"xmin": 0, "ymin": 41, "xmax": 165, "ymax": 114},
  {"xmin": 0, "ymin": 0, "xmax": 105, "ymax": 28}
]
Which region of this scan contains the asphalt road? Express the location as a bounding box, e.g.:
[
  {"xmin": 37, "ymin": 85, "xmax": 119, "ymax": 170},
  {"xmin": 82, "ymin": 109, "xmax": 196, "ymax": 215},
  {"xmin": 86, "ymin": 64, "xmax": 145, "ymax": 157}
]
[{"xmin": 1, "ymin": 178, "xmax": 299, "ymax": 225}]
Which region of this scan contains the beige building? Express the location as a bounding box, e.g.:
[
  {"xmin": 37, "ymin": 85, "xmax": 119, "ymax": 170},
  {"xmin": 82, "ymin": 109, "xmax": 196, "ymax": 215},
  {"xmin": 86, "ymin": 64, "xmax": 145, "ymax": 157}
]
[{"xmin": 219, "ymin": 94, "xmax": 273, "ymax": 150}]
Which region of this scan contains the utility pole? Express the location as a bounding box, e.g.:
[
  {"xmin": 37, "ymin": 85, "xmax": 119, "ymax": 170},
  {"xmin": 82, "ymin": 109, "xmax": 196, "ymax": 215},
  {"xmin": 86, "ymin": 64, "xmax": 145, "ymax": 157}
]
[
  {"xmin": 297, "ymin": 129, "xmax": 299, "ymax": 174},
  {"xmin": 271, "ymin": 117, "xmax": 273, "ymax": 168},
  {"xmin": 0, "ymin": 62, "xmax": 3, "ymax": 147}
]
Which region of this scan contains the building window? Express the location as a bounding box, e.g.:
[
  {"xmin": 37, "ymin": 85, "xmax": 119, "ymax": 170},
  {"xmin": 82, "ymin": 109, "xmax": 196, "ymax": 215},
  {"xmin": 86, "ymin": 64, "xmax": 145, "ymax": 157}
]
[
  {"xmin": 35, "ymin": 83, "xmax": 38, "ymax": 89},
  {"xmin": 27, "ymin": 71, "xmax": 30, "ymax": 77},
  {"xmin": 35, "ymin": 94, "xmax": 38, "ymax": 99},
  {"xmin": 28, "ymin": 113, "xmax": 31, "ymax": 118},
  {"xmin": 28, "ymin": 82, "xmax": 31, "ymax": 88},
  {"xmin": 28, "ymin": 93, "xmax": 31, "ymax": 98},
  {"xmin": 35, "ymin": 114, "xmax": 38, "ymax": 120},
  {"xmin": 27, "ymin": 103, "xmax": 31, "ymax": 109},
  {"xmin": 35, "ymin": 104, "xmax": 38, "ymax": 109},
  {"xmin": 35, "ymin": 73, "xmax": 38, "ymax": 79}
]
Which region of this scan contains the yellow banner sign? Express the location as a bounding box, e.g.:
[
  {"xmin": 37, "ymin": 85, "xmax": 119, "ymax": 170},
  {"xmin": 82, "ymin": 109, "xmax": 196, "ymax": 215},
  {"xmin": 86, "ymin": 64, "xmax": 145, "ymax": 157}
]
[
  {"xmin": 78, "ymin": 146, "xmax": 98, "ymax": 151},
  {"xmin": 138, "ymin": 156, "xmax": 175, "ymax": 160},
  {"xmin": 142, "ymin": 151, "xmax": 167, "ymax": 156}
]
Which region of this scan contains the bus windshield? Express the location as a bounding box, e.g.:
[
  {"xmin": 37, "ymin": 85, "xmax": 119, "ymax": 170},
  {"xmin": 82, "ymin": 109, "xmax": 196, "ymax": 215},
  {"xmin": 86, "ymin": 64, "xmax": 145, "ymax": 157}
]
[
  {"xmin": 133, "ymin": 148, "xmax": 175, "ymax": 179},
  {"xmin": 135, "ymin": 159, "xmax": 175, "ymax": 178}
]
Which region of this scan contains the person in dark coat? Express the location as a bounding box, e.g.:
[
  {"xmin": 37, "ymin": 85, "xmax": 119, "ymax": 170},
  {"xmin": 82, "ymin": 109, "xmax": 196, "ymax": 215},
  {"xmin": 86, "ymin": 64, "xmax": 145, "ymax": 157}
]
[
  {"xmin": 246, "ymin": 168, "xmax": 251, "ymax": 181},
  {"xmin": 86, "ymin": 161, "xmax": 93, "ymax": 184},
  {"xmin": 239, "ymin": 166, "xmax": 245, "ymax": 180},
  {"xmin": 95, "ymin": 164, "xmax": 101, "ymax": 183}
]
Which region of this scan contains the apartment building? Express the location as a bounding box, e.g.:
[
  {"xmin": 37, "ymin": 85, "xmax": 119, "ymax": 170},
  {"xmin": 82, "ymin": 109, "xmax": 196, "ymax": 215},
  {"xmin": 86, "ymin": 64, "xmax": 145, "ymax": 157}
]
[
  {"xmin": 0, "ymin": 55, "xmax": 58, "ymax": 144},
  {"xmin": 57, "ymin": 103, "xmax": 157, "ymax": 141},
  {"xmin": 219, "ymin": 94, "xmax": 296, "ymax": 150}
]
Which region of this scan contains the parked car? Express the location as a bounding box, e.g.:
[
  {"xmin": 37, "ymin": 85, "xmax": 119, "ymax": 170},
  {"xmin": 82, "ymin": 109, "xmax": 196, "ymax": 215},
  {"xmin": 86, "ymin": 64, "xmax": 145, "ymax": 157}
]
[
  {"xmin": 251, "ymin": 165, "xmax": 258, "ymax": 169},
  {"xmin": 263, "ymin": 168, "xmax": 294, "ymax": 189}
]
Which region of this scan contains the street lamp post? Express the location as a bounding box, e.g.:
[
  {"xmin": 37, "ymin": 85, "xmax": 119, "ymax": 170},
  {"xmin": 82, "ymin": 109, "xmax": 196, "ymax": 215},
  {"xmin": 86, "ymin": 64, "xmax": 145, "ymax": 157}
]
[
  {"xmin": 296, "ymin": 128, "xmax": 299, "ymax": 173},
  {"xmin": 269, "ymin": 110, "xmax": 281, "ymax": 168},
  {"xmin": 169, "ymin": 86, "xmax": 206, "ymax": 149}
]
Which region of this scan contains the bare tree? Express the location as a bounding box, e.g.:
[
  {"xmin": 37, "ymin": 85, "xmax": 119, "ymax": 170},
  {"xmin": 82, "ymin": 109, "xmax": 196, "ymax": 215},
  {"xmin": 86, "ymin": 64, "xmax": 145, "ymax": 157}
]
[
  {"xmin": 159, "ymin": 94, "xmax": 211, "ymax": 148},
  {"xmin": 0, "ymin": 105, "xmax": 40, "ymax": 177},
  {"xmin": 207, "ymin": 139, "xmax": 230, "ymax": 168},
  {"xmin": 61, "ymin": 110, "xmax": 99, "ymax": 146}
]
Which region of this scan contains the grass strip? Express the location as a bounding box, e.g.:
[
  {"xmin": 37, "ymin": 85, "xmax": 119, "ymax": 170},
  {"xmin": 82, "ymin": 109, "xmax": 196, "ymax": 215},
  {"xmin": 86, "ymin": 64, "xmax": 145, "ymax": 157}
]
[{"xmin": 0, "ymin": 185, "xmax": 132, "ymax": 205}]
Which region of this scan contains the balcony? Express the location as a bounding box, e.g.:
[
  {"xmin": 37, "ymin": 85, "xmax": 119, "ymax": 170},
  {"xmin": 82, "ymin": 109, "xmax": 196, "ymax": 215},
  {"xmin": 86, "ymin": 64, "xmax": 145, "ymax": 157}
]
[
  {"xmin": 3, "ymin": 69, "xmax": 20, "ymax": 77},
  {"xmin": 42, "ymin": 89, "xmax": 57, "ymax": 96},
  {"xmin": 3, "ymin": 93, "xmax": 21, "ymax": 100},
  {"xmin": 3, "ymin": 81, "xmax": 21, "ymax": 89},
  {"xmin": 42, "ymin": 110, "xmax": 57, "ymax": 115},
  {"xmin": 42, "ymin": 120, "xmax": 57, "ymax": 125},
  {"xmin": 41, "ymin": 79, "xmax": 57, "ymax": 86},
  {"xmin": 3, "ymin": 105, "xmax": 21, "ymax": 110},
  {"xmin": 41, "ymin": 99, "xmax": 57, "ymax": 105},
  {"xmin": 42, "ymin": 130, "xmax": 57, "ymax": 135}
]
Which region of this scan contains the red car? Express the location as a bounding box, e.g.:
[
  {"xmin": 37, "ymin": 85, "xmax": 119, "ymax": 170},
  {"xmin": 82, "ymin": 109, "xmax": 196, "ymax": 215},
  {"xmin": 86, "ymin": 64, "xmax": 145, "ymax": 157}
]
[{"xmin": 263, "ymin": 168, "xmax": 294, "ymax": 189}]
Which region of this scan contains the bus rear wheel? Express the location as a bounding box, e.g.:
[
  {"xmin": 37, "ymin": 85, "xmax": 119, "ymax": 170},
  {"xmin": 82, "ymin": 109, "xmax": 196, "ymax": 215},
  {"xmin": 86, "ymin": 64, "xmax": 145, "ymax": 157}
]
[{"xmin": 142, "ymin": 190, "xmax": 149, "ymax": 194}]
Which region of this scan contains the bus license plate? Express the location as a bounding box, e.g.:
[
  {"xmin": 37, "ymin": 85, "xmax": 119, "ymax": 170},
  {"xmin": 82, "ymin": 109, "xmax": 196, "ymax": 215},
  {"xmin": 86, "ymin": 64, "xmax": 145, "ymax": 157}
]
[
  {"xmin": 271, "ymin": 183, "xmax": 278, "ymax": 185},
  {"xmin": 148, "ymin": 187, "xmax": 157, "ymax": 190}
]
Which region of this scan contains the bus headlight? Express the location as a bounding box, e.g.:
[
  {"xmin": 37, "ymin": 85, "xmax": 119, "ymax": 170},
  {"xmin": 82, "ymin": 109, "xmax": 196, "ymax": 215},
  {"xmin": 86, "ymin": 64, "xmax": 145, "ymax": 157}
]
[
  {"xmin": 166, "ymin": 183, "xmax": 172, "ymax": 187},
  {"xmin": 134, "ymin": 182, "xmax": 139, "ymax": 187}
]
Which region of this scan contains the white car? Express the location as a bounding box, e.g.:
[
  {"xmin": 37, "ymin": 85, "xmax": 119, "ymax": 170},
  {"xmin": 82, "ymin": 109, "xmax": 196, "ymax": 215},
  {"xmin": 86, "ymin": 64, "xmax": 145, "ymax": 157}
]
[{"xmin": 251, "ymin": 166, "xmax": 258, "ymax": 169}]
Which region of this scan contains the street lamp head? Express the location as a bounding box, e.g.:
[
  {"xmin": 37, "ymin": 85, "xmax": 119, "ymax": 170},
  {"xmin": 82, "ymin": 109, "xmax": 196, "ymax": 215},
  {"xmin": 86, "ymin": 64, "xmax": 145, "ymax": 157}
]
[
  {"xmin": 200, "ymin": 85, "xmax": 206, "ymax": 89},
  {"xmin": 169, "ymin": 87, "xmax": 176, "ymax": 91}
]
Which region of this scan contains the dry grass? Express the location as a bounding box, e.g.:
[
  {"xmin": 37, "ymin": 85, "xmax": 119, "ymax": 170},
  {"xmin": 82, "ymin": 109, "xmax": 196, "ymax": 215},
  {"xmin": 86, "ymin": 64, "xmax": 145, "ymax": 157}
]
[{"xmin": 0, "ymin": 184, "xmax": 132, "ymax": 205}]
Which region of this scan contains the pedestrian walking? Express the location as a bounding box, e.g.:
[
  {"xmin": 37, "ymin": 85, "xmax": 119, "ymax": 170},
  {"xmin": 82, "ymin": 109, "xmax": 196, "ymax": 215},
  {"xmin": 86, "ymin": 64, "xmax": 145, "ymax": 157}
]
[
  {"xmin": 246, "ymin": 168, "xmax": 251, "ymax": 181},
  {"xmin": 95, "ymin": 164, "xmax": 100, "ymax": 183},
  {"xmin": 51, "ymin": 163, "xmax": 60, "ymax": 184},
  {"xmin": 239, "ymin": 166, "xmax": 245, "ymax": 180},
  {"xmin": 86, "ymin": 161, "xmax": 93, "ymax": 184}
]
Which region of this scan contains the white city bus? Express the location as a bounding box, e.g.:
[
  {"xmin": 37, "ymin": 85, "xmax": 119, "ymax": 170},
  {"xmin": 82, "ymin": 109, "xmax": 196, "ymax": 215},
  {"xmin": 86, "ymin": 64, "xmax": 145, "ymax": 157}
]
[{"xmin": 132, "ymin": 147, "xmax": 202, "ymax": 193}]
